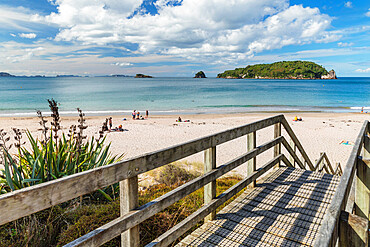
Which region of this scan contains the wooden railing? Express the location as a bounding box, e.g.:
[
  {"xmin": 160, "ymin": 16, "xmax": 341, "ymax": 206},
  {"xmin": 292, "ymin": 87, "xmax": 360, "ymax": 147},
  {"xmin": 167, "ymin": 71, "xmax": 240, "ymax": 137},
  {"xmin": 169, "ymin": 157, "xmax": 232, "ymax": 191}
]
[
  {"xmin": 313, "ymin": 120, "xmax": 369, "ymax": 247},
  {"xmin": 0, "ymin": 115, "xmax": 340, "ymax": 246}
]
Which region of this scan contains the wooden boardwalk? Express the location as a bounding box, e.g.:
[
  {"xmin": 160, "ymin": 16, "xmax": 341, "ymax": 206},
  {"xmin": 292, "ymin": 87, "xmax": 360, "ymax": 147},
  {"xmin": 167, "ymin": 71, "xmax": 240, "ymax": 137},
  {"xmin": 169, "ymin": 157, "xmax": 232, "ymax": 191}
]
[{"xmin": 177, "ymin": 167, "xmax": 340, "ymax": 247}]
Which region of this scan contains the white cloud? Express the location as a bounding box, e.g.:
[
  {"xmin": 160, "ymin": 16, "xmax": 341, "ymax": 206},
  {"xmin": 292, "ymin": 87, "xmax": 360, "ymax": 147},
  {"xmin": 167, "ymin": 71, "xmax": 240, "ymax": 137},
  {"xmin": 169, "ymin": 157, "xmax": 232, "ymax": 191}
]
[
  {"xmin": 344, "ymin": 1, "xmax": 352, "ymax": 8},
  {"xmin": 36, "ymin": 0, "xmax": 333, "ymax": 63},
  {"xmin": 113, "ymin": 62, "xmax": 133, "ymax": 66},
  {"xmin": 366, "ymin": 8, "xmax": 370, "ymax": 17},
  {"xmin": 356, "ymin": 68, "xmax": 370, "ymax": 73},
  {"xmin": 10, "ymin": 33, "xmax": 16, "ymax": 37},
  {"xmin": 19, "ymin": 33, "xmax": 37, "ymax": 39},
  {"xmin": 337, "ymin": 42, "xmax": 354, "ymax": 47},
  {"xmin": 0, "ymin": 6, "xmax": 43, "ymax": 32}
]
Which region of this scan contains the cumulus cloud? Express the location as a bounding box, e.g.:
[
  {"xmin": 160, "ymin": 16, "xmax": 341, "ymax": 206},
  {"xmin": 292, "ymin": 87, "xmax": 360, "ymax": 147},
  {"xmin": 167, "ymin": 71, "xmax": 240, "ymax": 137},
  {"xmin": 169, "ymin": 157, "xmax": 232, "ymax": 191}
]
[
  {"xmin": 19, "ymin": 33, "xmax": 37, "ymax": 39},
  {"xmin": 32, "ymin": 0, "xmax": 334, "ymax": 63},
  {"xmin": 366, "ymin": 8, "xmax": 370, "ymax": 17},
  {"xmin": 356, "ymin": 68, "xmax": 370, "ymax": 73},
  {"xmin": 337, "ymin": 42, "xmax": 354, "ymax": 47},
  {"xmin": 6, "ymin": 47, "xmax": 44, "ymax": 63},
  {"xmin": 344, "ymin": 1, "xmax": 352, "ymax": 8}
]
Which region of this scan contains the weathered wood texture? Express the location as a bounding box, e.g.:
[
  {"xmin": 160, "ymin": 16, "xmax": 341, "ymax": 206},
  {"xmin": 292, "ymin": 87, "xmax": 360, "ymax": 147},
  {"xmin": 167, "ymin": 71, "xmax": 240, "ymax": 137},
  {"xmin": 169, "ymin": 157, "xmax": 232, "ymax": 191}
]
[
  {"xmin": 274, "ymin": 123, "xmax": 281, "ymax": 167},
  {"xmin": 120, "ymin": 176, "xmax": 139, "ymax": 247},
  {"xmin": 65, "ymin": 137, "xmax": 284, "ymax": 246},
  {"xmin": 339, "ymin": 211, "xmax": 369, "ymax": 247},
  {"xmin": 313, "ymin": 120, "xmax": 369, "ymax": 247},
  {"xmin": 355, "ymin": 159, "xmax": 370, "ymax": 220},
  {"xmin": 281, "ymin": 118, "xmax": 315, "ymax": 171},
  {"xmin": 176, "ymin": 167, "xmax": 340, "ymax": 247},
  {"xmin": 246, "ymin": 131, "xmax": 256, "ymax": 188},
  {"xmin": 148, "ymin": 155, "xmax": 285, "ymax": 247},
  {"xmin": 204, "ymin": 147, "xmax": 216, "ymax": 222},
  {"xmin": 0, "ymin": 115, "xmax": 284, "ymax": 226}
]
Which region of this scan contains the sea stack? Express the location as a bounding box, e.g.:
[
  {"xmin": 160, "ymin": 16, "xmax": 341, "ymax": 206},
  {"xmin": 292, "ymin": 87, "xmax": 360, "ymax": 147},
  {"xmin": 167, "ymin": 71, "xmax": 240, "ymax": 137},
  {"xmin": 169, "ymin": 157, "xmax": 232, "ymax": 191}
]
[
  {"xmin": 194, "ymin": 71, "xmax": 206, "ymax": 78},
  {"xmin": 321, "ymin": 69, "xmax": 337, "ymax": 79}
]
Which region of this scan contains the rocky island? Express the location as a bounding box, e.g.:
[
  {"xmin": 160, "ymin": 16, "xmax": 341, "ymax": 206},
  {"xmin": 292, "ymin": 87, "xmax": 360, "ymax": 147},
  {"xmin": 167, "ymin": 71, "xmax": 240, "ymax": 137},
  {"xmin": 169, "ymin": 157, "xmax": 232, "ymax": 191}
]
[
  {"xmin": 135, "ymin": 74, "xmax": 153, "ymax": 78},
  {"xmin": 217, "ymin": 61, "xmax": 337, "ymax": 79},
  {"xmin": 194, "ymin": 71, "xmax": 206, "ymax": 78},
  {"xmin": 0, "ymin": 72, "xmax": 15, "ymax": 77}
]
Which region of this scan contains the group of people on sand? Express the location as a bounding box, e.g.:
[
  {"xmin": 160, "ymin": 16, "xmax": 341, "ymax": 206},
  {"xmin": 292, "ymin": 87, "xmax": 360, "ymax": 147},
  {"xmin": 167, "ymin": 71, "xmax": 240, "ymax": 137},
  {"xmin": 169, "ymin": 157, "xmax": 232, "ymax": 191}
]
[
  {"xmin": 132, "ymin": 110, "xmax": 149, "ymax": 120},
  {"xmin": 102, "ymin": 117, "xmax": 125, "ymax": 132}
]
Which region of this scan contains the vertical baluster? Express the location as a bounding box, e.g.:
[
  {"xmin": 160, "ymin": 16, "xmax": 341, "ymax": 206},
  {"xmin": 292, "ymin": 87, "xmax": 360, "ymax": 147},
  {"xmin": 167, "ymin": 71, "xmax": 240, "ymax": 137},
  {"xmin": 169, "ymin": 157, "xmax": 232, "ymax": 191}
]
[{"xmin": 204, "ymin": 146, "xmax": 216, "ymax": 222}]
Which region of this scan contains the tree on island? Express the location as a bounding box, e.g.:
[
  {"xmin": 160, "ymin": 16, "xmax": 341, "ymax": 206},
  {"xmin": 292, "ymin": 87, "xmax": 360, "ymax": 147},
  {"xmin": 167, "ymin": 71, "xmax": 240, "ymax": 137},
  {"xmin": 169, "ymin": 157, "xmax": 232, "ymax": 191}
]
[
  {"xmin": 194, "ymin": 71, "xmax": 206, "ymax": 78},
  {"xmin": 217, "ymin": 61, "xmax": 336, "ymax": 79},
  {"xmin": 135, "ymin": 74, "xmax": 153, "ymax": 78}
]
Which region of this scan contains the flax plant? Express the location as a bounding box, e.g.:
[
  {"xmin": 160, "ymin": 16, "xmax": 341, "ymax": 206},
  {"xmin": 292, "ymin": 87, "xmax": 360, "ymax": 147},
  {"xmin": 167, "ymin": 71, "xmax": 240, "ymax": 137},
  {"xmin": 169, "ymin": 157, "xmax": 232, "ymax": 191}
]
[{"xmin": 0, "ymin": 100, "xmax": 124, "ymax": 201}]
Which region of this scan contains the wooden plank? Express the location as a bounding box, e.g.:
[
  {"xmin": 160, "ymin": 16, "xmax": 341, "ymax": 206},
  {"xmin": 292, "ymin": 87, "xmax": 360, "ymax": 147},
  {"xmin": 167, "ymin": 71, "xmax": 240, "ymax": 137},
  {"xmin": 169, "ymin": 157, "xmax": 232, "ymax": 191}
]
[
  {"xmin": 274, "ymin": 123, "xmax": 281, "ymax": 167},
  {"xmin": 289, "ymin": 138, "xmax": 296, "ymax": 167},
  {"xmin": 339, "ymin": 211, "xmax": 369, "ymax": 247},
  {"xmin": 280, "ymin": 118, "xmax": 315, "ymax": 171},
  {"xmin": 246, "ymin": 131, "xmax": 256, "ymax": 188},
  {"xmin": 0, "ymin": 115, "xmax": 284, "ymax": 226},
  {"xmin": 146, "ymin": 155, "xmax": 282, "ymax": 247},
  {"xmin": 282, "ymin": 138, "xmax": 305, "ymax": 169},
  {"xmin": 120, "ymin": 176, "xmax": 139, "ymax": 247},
  {"xmin": 323, "ymin": 153, "xmax": 335, "ymax": 175},
  {"xmin": 66, "ymin": 138, "xmax": 284, "ymax": 246},
  {"xmin": 204, "ymin": 147, "xmax": 216, "ymax": 222},
  {"xmin": 313, "ymin": 120, "xmax": 369, "ymax": 247},
  {"xmin": 355, "ymin": 159, "xmax": 370, "ymax": 220}
]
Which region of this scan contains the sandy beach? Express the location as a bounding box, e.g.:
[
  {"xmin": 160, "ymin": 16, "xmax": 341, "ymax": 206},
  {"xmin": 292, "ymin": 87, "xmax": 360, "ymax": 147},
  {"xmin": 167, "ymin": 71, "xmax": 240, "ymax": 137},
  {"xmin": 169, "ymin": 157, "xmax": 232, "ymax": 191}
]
[{"xmin": 0, "ymin": 112, "xmax": 368, "ymax": 178}]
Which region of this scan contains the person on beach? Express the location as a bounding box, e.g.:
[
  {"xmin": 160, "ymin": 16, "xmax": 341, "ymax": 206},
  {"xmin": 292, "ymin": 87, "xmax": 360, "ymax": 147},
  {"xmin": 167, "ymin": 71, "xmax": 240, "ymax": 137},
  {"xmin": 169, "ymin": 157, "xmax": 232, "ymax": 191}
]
[
  {"xmin": 108, "ymin": 117, "xmax": 112, "ymax": 130},
  {"xmin": 136, "ymin": 111, "xmax": 140, "ymax": 119},
  {"xmin": 132, "ymin": 110, "xmax": 136, "ymax": 120},
  {"xmin": 177, "ymin": 116, "xmax": 182, "ymax": 122},
  {"xmin": 361, "ymin": 107, "xmax": 364, "ymax": 113},
  {"xmin": 145, "ymin": 110, "xmax": 149, "ymax": 119}
]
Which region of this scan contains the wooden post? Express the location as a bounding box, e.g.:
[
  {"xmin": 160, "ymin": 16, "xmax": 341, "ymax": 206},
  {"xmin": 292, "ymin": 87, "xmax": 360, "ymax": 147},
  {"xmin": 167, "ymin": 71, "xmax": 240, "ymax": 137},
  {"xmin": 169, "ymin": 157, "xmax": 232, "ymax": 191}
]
[
  {"xmin": 120, "ymin": 176, "xmax": 139, "ymax": 247},
  {"xmin": 274, "ymin": 123, "xmax": 281, "ymax": 167},
  {"xmin": 289, "ymin": 138, "xmax": 296, "ymax": 167},
  {"xmin": 247, "ymin": 131, "xmax": 256, "ymax": 188},
  {"xmin": 355, "ymin": 158, "xmax": 370, "ymax": 221},
  {"xmin": 355, "ymin": 130, "xmax": 370, "ymax": 220},
  {"xmin": 319, "ymin": 152, "xmax": 324, "ymax": 172},
  {"xmin": 204, "ymin": 146, "xmax": 216, "ymax": 222},
  {"xmin": 339, "ymin": 211, "xmax": 369, "ymax": 247}
]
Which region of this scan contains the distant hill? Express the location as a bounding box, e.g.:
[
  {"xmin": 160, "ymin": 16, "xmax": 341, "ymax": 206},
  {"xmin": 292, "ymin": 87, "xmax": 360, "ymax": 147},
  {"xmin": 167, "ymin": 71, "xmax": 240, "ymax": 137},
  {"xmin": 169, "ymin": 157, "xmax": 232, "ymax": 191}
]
[
  {"xmin": 0, "ymin": 72, "xmax": 15, "ymax": 77},
  {"xmin": 217, "ymin": 61, "xmax": 336, "ymax": 79}
]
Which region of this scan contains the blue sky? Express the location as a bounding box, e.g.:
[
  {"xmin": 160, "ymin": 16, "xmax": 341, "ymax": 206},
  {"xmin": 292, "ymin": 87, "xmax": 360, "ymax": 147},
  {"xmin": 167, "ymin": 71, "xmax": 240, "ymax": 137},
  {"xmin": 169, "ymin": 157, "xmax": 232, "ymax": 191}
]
[{"xmin": 0, "ymin": 0, "xmax": 369, "ymax": 77}]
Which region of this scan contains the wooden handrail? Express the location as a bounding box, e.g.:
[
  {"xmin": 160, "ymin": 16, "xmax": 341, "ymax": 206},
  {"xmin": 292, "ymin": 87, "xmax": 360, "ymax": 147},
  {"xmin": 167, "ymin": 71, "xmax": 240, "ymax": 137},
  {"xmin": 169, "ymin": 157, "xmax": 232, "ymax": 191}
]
[
  {"xmin": 65, "ymin": 137, "xmax": 284, "ymax": 246},
  {"xmin": 0, "ymin": 114, "xmax": 345, "ymax": 247},
  {"xmin": 313, "ymin": 120, "xmax": 369, "ymax": 246},
  {"xmin": 280, "ymin": 117, "xmax": 315, "ymax": 170},
  {"xmin": 0, "ymin": 115, "xmax": 284, "ymax": 225},
  {"xmin": 147, "ymin": 154, "xmax": 290, "ymax": 247}
]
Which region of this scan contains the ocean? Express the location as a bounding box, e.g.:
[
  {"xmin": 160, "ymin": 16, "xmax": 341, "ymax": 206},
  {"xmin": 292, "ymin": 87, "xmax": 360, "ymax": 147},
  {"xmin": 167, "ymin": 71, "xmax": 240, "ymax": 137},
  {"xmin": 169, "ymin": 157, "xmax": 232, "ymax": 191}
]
[{"xmin": 0, "ymin": 76, "xmax": 369, "ymax": 117}]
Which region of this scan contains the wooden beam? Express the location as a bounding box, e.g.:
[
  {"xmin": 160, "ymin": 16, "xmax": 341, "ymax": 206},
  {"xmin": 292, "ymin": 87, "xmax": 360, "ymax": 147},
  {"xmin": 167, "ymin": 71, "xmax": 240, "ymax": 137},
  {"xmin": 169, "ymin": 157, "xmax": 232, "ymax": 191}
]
[
  {"xmin": 204, "ymin": 147, "xmax": 216, "ymax": 222},
  {"xmin": 339, "ymin": 211, "xmax": 369, "ymax": 247},
  {"xmin": 120, "ymin": 176, "xmax": 139, "ymax": 247},
  {"xmin": 246, "ymin": 131, "xmax": 256, "ymax": 188},
  {"xmin": 274, "ymin": 122, "xmax": 281, "ymax": 167},
  {"xmin": 313, "ymin": 120, "xmax": 369, "ymax": 247},
  {"xmin": 281, "ymin": 138, "xmax": 305, "ymax": 169},
  {"xmin": 280, "ymin": 118, "xmax": 315, "ymax": 171},
  {"xmin": 355, "ymin": 159, "xmax": 370, "ymax": 221},
  {"xmin": 289, "ymin": 138, "xmax": 296, "ymax": 167},
  {"xmin": 0, "ymin": 114, "xmax": 284, "ymax": 226},
  {"xmin": 146, "ymin": 155, "xmax": 283, "ymax": 247},
  {"xmin": 64, "ymin": 137, "xmax": 284, "ymax": 247}
]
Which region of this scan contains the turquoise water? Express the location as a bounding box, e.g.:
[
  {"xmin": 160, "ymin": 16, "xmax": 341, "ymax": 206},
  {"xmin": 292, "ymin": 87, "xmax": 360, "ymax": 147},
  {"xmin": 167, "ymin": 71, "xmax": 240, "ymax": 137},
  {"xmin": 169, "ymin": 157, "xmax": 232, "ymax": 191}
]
[{"xmin": 0, "ymin": 77, "xmax": 369, "ymax": 116}]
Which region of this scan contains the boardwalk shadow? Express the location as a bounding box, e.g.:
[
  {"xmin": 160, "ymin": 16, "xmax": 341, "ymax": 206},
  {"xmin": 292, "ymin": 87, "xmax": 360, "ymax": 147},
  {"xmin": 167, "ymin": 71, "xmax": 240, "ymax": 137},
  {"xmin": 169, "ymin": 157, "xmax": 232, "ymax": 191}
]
[{"xmin": 191, "ymin": 167, "xmax": 336, "ymax": 246}]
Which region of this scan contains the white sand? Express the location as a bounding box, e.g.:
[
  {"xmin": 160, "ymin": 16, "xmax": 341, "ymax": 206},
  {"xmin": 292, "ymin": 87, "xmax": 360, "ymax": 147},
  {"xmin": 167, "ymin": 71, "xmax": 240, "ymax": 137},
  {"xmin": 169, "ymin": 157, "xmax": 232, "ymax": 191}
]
[{"xmin": 0, "ymin": 112, "xmax": 368, "ymax": 176}]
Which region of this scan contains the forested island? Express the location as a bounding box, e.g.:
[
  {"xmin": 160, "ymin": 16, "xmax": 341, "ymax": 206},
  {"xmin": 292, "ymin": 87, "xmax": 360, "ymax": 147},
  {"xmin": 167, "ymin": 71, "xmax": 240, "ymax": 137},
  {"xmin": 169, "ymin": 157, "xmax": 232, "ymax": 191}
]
[{"xmin": 217, "ymin": 61, "xmax": 337, "ymax": 79}]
